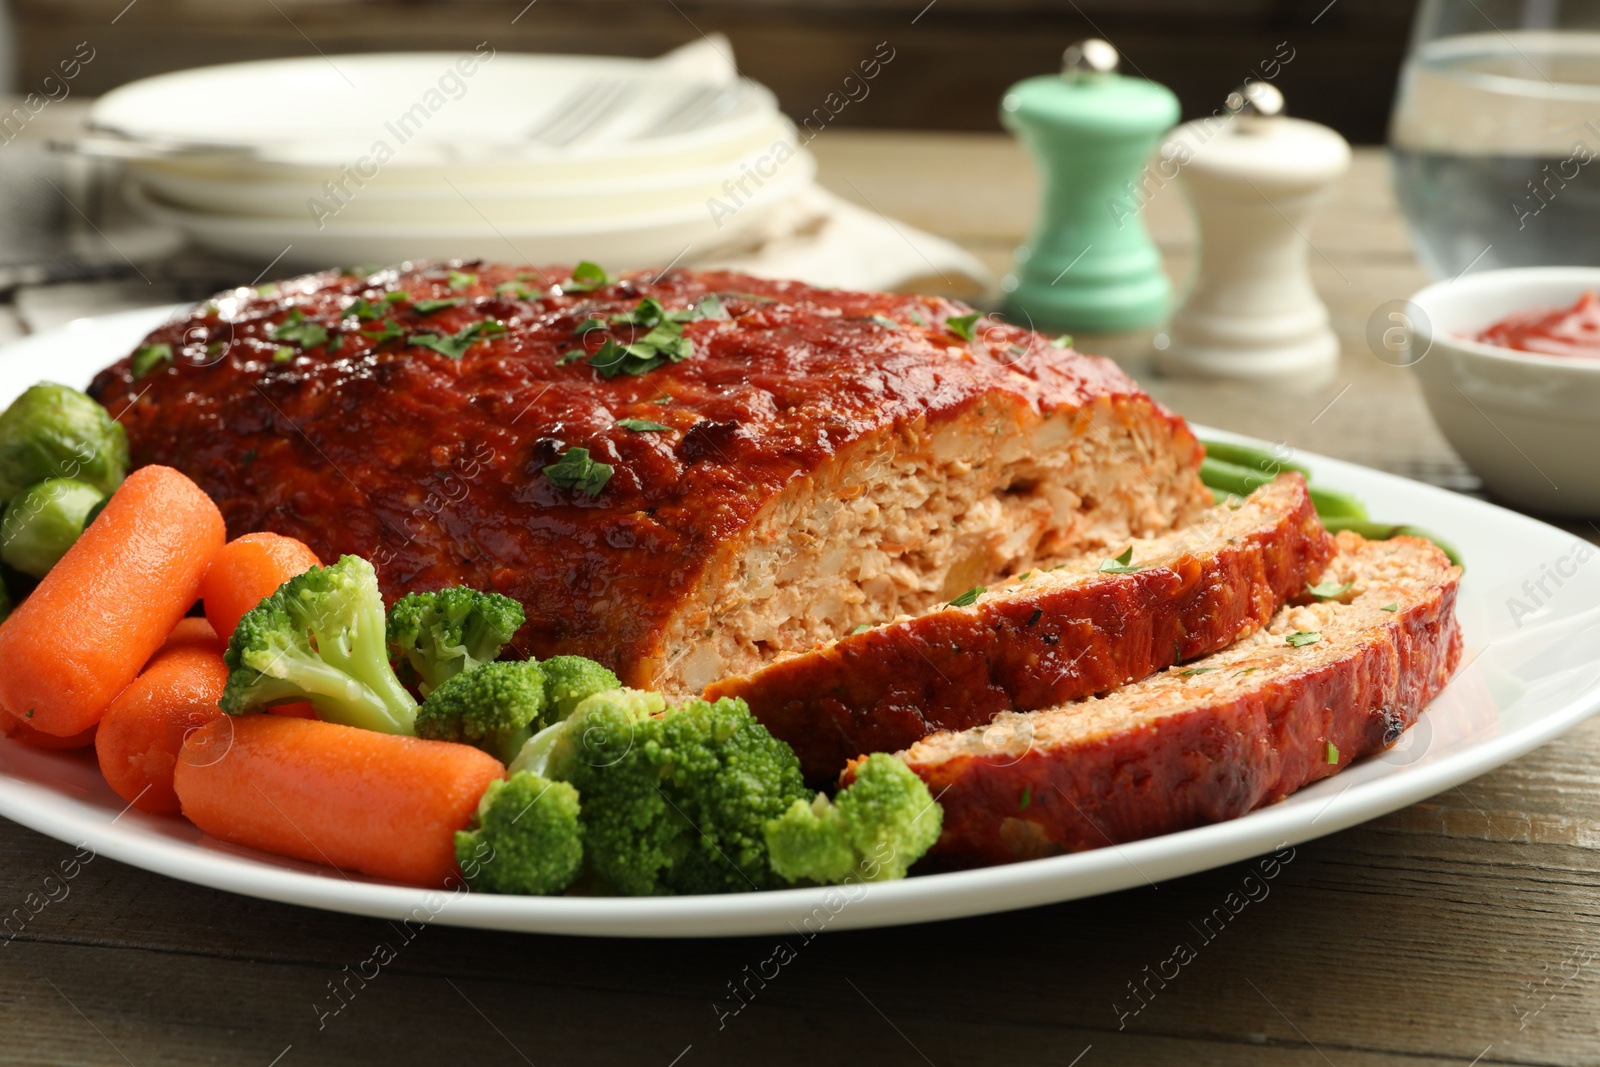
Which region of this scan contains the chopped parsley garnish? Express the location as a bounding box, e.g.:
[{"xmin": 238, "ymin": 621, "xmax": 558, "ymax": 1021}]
[
  {"xmin": 557, "ymin": 349, "xmax": 588, "ymax": 365},
  {"xmin": 1325, "ymin": 741, "xmax": 1340, "ymax": 764},
  {"xmin": 1285, "ymin": 631, "xmax": 1322, "ymax": 648},
  {"xmin": 566, "ymin": 296, "xmax": 724, "ymax": 378},
  {"xmin": 850, "ymin": 623, "xmax": 871, "ymax": 635},
  {"xmin": 1018, "ymin": 786, "xmax": 1032, "ymax": 811},
  {"xmin": 946, "ymin": 311, "xmax": 981, "ymax": 341},
  {"xmin": 410, "ymin": 319, "xmax": 508, "ymax": 359},
  {"xmin": 1305, "ymin": 580, "xmax": 1354, "ymax": 600},
  {"xmin": 609, "ymin": 297, "xmax": 671, "ymax": 327},
  {"xmin": 412, "ymin": 297, "xmax": 465, "ymax": 315},
  {"xmin": 131, "ymin": 343, "xmax": 173, "ymax": 378},
  {"xmin": 947, "ymin": 586, "xmax": 985, "ymax": 608},
  {"xmin": 346, "ymin": 297, "xmax": 388, "ymax": 321},
  {"xmin": 1098, "ymin": 546, "xmax": 1142, "ymax": 574},
  {"xmin": 326, "ymin": 332, "xmax": 344, "ymax": 353},
  {"xmin": 543, "ymin": 447, "xmax": 612, "ymax": 496},
  {"xmin": 1180, "ymin": 667, "xmax": 1215, "ymax": 676},
  {"xmin": 361, "ymin": 320, "xmax": 406, "ymax": 344},
  {"xmin": 1235, "ymin": 667, "xmax": 1259, "ymax": 676},
  {"xmin": 272, "ymin": 346, "xmax": 295, "ymax": 363},
  {"xmin": 652, "ymin": 395, "xmax": 673, "ymax": 404},
  {"xmin": 590, "ymin": 308, "xmax": 694, "ymax": 377},
  {"xmin": 908, "ymin": 310, "xmax": 927, "ymax": 327},
  {"xmin": 1017, "ymin": 571, "xmax": 1032, "ymax": 581},
  {"xmin": 693, "ymin": 293, "xmax": 730, "ymax": 321},
  {"xmin": 447, "ymin": 270, "xmax": 478, "ymax": 290},
  {"xmin": 271, "ymin": 310, "xmax": 329, "ymax": 349},
  {"xmin": 1380, "ymin": 603, "xmax": 1399, "ymax": 612},
  {"xmin": 495, "ymin": 281, "xmax": 541, "ymax": 300},
  {"xmin": 616, "ymin": 418, "xmax": 670, "ymax": 432},
  {"xmin": 869, "ymin": 314, "xmax": 900, "ymax": 330},
  {"xmin": 255, "ymin": 283, "xmax": 279, "ymax": 298},
  {"xmin": 1051, "ymin": 334, "xmax": 1074, "ymax": 349},
  {"xmin": 564, "ymin": 261, "xmax": 614, "ymax": 292}
]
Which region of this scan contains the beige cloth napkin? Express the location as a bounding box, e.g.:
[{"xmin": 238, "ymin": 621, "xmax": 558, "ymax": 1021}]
[
  {"xmin": 658, "ymin": 37, "xmax": 994, "ymax": 300},
  {"xmin": 694, "ymin": 183, "xmax": 994, "ymax": 300}
]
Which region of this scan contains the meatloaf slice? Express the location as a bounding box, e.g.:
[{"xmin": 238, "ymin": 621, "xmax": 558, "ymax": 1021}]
[
  {"xmin": 709, "ymin": 474, "xmax": 1335, "ymax": 780},
  {"xmin": 894, "ymin": 532, "xmax": 1462, "ymax": 868},
  {"xmin": 88, "ymin": 263, "xmax": 1210, "ymax": 699}
]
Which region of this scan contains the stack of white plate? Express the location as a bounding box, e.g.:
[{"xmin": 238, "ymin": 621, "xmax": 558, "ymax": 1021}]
[{"xmin": 83, "ymin": 44, "xmax": 814, "ymax": 269}]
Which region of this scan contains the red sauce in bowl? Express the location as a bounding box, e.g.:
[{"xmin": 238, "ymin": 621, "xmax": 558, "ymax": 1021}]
[{"xmin": 1475, "ymin": 290, "xmax": 1600, "ymax": 357}]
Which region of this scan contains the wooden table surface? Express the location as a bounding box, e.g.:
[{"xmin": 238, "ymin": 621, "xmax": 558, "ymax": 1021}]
[{"xmin": 3, "ymin": 132, "xmax": 1599, "ymax": 1067}]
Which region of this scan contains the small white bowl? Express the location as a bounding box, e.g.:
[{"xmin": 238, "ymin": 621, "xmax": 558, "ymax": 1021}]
[{"xmin": 1409, "ymin": 266, "xmax": 1600, "ymax": 516}]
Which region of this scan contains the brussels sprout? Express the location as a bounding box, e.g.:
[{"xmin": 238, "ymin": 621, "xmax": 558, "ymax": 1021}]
[
  {"xmin": 0, "ymin": 383, "xmax": 129, "ymax": 500},
  {"xmin": 0, "ymin": 479, "xmax": 105, "ymax": 577}
]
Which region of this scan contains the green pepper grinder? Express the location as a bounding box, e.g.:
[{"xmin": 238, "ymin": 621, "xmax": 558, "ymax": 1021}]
[{"xmin": 1001, "ymin": 40, "xmax": 1179, "ymax": 332}]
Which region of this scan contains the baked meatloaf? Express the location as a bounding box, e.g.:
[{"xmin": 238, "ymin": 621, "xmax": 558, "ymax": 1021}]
[
  {"xmin": 88, "ymin": 263, "xmax": 1209, "ymax": 696},
  {"xmin": 895, "ymin": 532, "xmax": 1462, "ymax": 868},
  {"xmin": 711, "ymin": 474, "xmax": 1336, "ymax": 779}
]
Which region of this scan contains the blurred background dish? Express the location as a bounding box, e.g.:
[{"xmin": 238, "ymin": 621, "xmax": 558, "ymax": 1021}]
[
  {"xmin": 84, "ymin": 44, "xmax": 821, "ymax": 271},
  {"xmin": 1409, "ymin": 266, "xmax": 1600, "ymax": 515}
]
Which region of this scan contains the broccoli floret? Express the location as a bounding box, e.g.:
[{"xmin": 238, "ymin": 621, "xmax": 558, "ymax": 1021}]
[
  {"xmin": 415, "ymin": 660, "xmax": 547, "ymax": 764},
  {"xmin": 510, "ymin": 687, "xmax": 663, "ymax": 780},
  {"xmin": 455, "ymin": 771, "xmax": 583, "ymax": 895},
  {"xmin": 765, "ymin": 754, "xmax": 943, "ymax": 884},
  {"xmin": 539, "ymin": 655, "xmax": 622, "ymax": 720},
  {"xmin": 221, "ymin": 554, "xmax": 417, "ymax": 734},
  {"xmin": 544, "ymin": 692, "xmax": 810, "ymax": 896},
  {"xmin": 385, "ymin": 586, "xmax": 525, "ymax": 696}
]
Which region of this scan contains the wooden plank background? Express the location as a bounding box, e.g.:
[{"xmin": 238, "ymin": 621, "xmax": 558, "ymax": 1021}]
[{"xmin": 1, "ymin": 128, "xmax": 1598, "ymax": 1064}]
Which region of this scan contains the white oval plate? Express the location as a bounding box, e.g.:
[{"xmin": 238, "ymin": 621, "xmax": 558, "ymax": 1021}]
[
  {"xmin": 2, "ymin": 306, "xmax": 1598, "ymax": 938},
  {"xmin": 123, "ymin": 148, "xmax": 813, "ymax": 273},
  {"xmin": 90, "ymin": 53, "xmax": 777, "ymax": 168}
]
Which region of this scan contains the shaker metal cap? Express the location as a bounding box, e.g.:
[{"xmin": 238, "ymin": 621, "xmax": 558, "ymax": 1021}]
[
  {"xmin": 1061, "ymin": 39, "xmax": 1119, "ymax": 79},
  {"xmin": 1225, "ymin": 81, "xmax": 1286, "ymax": 123}
]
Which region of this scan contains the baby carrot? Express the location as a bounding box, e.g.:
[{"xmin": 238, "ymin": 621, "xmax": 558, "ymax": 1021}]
[
  {"xmin": 0, "ymin": 708, "xmax": 96, "ymax": 750},
  {"xmin": 174, "ymin": 716, "xmax": 505, "ymax": 887},
  {"xmin": 0, "ymin": 465, "xmax": 225, "ymax": 737},
  {"xmin": 95, "ymin": 618, "xmax": 229, "ymax": 815},
  {"xmin": 269, "ymin": 702, "xmax": 318, "ymax": 720},
  {"xmin": 201, "ymin": 532, "xmax": 322, "ymax": 643}
]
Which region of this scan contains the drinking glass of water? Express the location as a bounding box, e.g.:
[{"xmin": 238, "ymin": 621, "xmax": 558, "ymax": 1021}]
[{"xmin": 1391, "ymin": 0, "xmax": 1600, "ymax": 279}]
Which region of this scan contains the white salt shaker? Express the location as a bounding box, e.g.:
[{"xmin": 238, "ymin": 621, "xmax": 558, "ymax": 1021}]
[{"xmin": 1157, "ymin": 84, "xmax": 1350, "ymax": 386}]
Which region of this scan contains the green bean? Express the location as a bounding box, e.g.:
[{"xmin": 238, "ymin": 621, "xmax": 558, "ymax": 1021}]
[
  {"xmin": 1198, "ymin": 438, "xmax": 1311, "ymax": 479},
  {"xmin": 1307, "ymin": 486, "xmax": 1368, "ymax": 521},
  {"xmin": 1200, "ymin": 456, "xmax": 1273, "ymax": 496},
  {"xmin": 1321, "ymin": 517, "xmax": 1464, "ymax": 569},
  {"xmin": 1201, "ymin": 457, "xmax": 1368, "ymax": 521}
]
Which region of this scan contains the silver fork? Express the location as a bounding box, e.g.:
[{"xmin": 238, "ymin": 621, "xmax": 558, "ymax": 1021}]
[
  {"xmin": 526, "ymin": 79, "xmax": 640, "ymax": 148},
  {"xmin": 642, "ymin": 83, "xmax": 740, "ymax": 138}
]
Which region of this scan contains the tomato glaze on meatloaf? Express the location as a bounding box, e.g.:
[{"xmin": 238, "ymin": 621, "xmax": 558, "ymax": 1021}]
[{"xmin": 89, "ymin": 263, "xmax": 1210, "ymax": 696}]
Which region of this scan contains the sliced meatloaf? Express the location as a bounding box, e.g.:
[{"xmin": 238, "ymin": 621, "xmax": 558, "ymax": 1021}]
[
  {"xmin": 88, "ymin": 263, "xmax": 1210, "ymax": 697},
  {"xmin": 709, "ymin": 474, "xmax": 1335, "ymax": 779},
  {"xmin": 893, "ymin": 532, "xmax": 1462, "ymax": 868}
]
